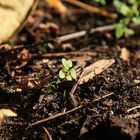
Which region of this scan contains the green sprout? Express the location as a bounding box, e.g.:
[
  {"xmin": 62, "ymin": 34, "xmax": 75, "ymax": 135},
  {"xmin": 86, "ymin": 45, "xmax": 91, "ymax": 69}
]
[
  {"xmin": 113, "ymin": 0, "xmax": 140, "ymax": 38},
  {"xmin": 45, "ymin": 58, "xmax": 77, "ymax": 94},
  {"xmin": 114, "ymin": 19, "xmax": 134, "ymax": 38},
  {"xmin": 59, "ymin": 58, "xmax": 77, "ymax": 81},
  {"xmin": 96, "ymin": 0, "xmax": 140, "ymax": 38}
]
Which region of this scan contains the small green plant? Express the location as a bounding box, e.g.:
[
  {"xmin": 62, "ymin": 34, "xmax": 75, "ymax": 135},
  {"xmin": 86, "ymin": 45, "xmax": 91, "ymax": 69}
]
[
  {"xmin": 45, "ymin": 58, "xmax": 77, "ymax": 94},
  {"xmin": 59, "ymin": 58, "xmax": 77, "ymax": 81},
  {"xmin": 113, "ymin": 0, "xmax": 140, "ymax": 38},
  {"xmin": 114, "ymin": 19, "xmax": 135, "ymax": 38},
  {"xmin": 95, "ymin": 0, "xmax": 140, "ymax": 38}
]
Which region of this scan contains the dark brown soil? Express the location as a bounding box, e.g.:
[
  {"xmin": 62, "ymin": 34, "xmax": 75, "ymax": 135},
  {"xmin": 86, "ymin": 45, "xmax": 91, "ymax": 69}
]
[{"xmin": 0, "ymin": 1, "xmax": 140, "ymax": 140}]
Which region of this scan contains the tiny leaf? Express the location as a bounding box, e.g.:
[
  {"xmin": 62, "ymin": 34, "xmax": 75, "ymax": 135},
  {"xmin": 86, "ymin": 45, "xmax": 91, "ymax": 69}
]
[
  {"xmin": 121, "ymin": 5, "xmax": 132, "ymax": 16},
  {"xmin": 115, "ymin": 23, "xmax": 125, "ymax": 38},
  {"xmin": 114, "ymin": 1, "xmax": 132, "ymax": 16},
  {"xmin": 124, "ymin": 27, "xmax": 134, "ymax": 35},
  {"xmin": 59, "ymin": 70, "xmax": 65, "ymax": 79},
  {"xmin": 62, "ymin": 58, "xmax": 67, "ymax": 67},
  {"xmin": 132, "ymin": 17, "xmax": 140, "ymax": 25},
  {"xmin": 62, "ymin": 58, "xmax": 69, "ymax": 70},
  {"xmin": 66, "ymin": 75, "xmax": 72, "ymax": 81},
  {"xmin": 63, "ymin": 67, "xmax": 69, "ymax": 72},
  {"xmin": 67, "ymin": 60, "xmax": 73, "ymax": 68}
]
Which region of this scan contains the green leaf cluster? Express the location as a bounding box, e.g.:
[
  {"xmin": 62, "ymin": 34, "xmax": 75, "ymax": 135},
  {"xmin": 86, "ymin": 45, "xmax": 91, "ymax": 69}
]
[
  {"xmin": 114, "ymin": 19, "xmax": 134, "ymax": 38},
  {"xmin": 59, "ymin": 58, "xmax": 77, "ymax": 81},
  {"xmin": 114, "ymin": 0, "xmax": 139, "ymax": 16},
  {"xmin": 113, "ymin": 0, "xmax": 140, "ymax": 38},
  {"xmin": 44, "ymin": 58, "xmax": 77, "ymax": 94}
]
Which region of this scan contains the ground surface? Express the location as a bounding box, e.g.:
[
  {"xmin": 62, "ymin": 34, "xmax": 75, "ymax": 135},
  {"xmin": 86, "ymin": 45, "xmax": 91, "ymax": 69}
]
[{"xmin": 0, "ymin": 1, "xmax": 140, "ymax": 140}]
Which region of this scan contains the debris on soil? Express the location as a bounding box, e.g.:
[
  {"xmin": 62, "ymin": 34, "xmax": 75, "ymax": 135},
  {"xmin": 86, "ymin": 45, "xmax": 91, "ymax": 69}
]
[{"xmin": 0, "ymin": 1, "xmax": 140, "ymax": 140}]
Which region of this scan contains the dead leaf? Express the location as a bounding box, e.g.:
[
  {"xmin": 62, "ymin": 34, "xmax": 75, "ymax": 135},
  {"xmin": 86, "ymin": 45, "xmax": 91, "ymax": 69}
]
[
  {"xmin": 0, "ymin": 0, "xmax": 35, "ymax": 43},
  {"xmin": 79, "ymin": 59, "xmax": 115, "ymax": 85},
  {"xmin": 120, "ymin": 47, "xmax": 129, "ymax": 61},
  {"xmin": 133, "ymin": 79, "xmax": 140, "ymax": 84},
  {"xmin": 0, "ymin": 109, "xmax": 17, "ymax": 119}
]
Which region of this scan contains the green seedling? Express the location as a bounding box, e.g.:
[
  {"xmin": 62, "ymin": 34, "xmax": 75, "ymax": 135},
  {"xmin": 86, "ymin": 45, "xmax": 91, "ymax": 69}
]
[
  {"xmin": 59, "ymin": 58, "xmax": 77, "ymax": 81},
  {"xmin": 45, "ymin": 58, "xmax": 77, "ymax": 94},
  {"xmin": 95, "ymin": 0, "xmax": 140, "ymax": 38},
  {"xmin": 114, "ymin": 19, "xmax": 134, "ymax": 38},
  {"xmin": 113, "ymin": 0, "xmax": 140, "ymax": 38}
]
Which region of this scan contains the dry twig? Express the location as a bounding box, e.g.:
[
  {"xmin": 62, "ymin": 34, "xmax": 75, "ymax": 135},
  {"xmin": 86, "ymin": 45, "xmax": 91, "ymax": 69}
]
[
  {"xmin": 126, "ymin": 105, "xmax": 140, "ymax": 113},
  {"xmin": 63, "ymin": 0, "xmax": 117, "ymax": 19},
  {"xmin": 56, "ymin": 24, "xmax": 114, "ymax": 43},
  {"xmin": 43, "ymin": 127, "xmax": 53, "ymax": 140},
  {"xmin": 31, "ymin": 105, "xmax": 83, "ymax": 126},
  {"xmin": 69, "ymin": 69, "xmax": 85, "ymax": 107},
  {"xmin": 31, "ymin": 92, "xmax": 114, "ymax": 126},
  {"xmin": 0, "ymin": 24, "xmax": 114, "ymax": 55}
]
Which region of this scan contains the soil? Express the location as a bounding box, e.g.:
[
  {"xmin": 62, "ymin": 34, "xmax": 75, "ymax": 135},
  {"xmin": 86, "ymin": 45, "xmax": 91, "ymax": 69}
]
[{"xmin": 0, "ymin": 1, "xmax": 140, "ymax": 140}]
